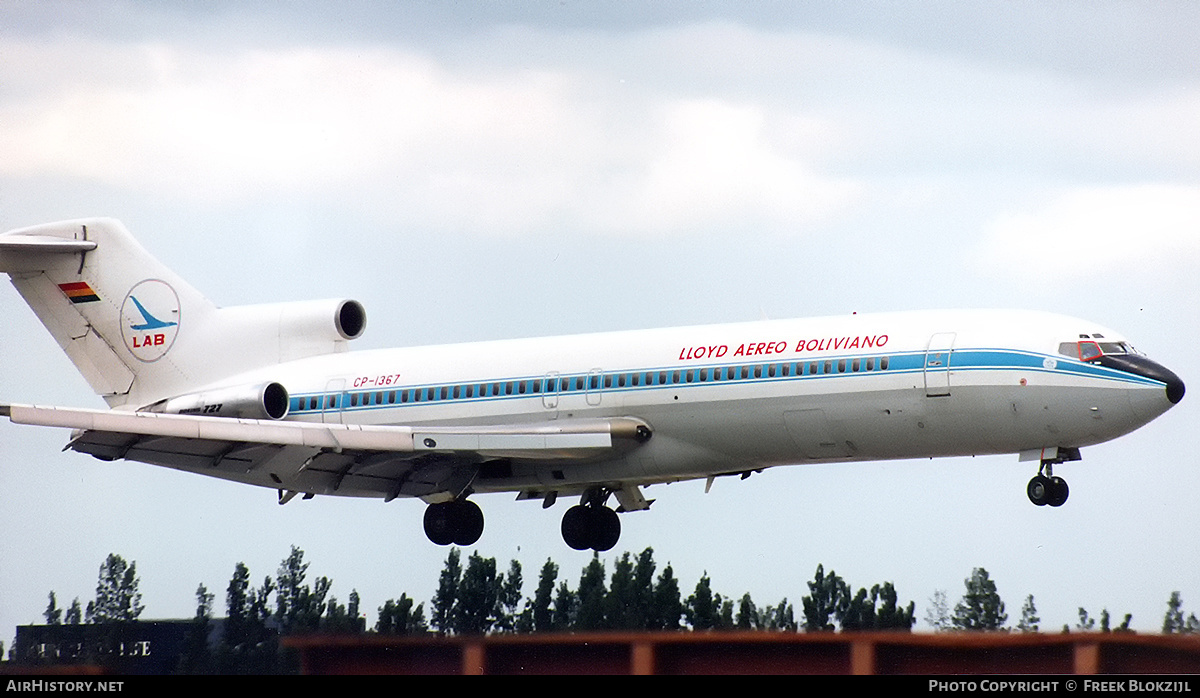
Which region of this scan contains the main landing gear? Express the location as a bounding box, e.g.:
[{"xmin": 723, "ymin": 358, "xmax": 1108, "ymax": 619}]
[
  {"xmin": 423, "ymin": 499, "xmax": 484, "ymax": 546},
  {"xmin": 561, "ymin": 488, "xmax": 622, "ymax": 552}
]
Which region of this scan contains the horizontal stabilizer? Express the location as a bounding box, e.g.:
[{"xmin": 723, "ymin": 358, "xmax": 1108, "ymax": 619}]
[{"xmin": 0, "ymin": 234, "xmax": 97, "ymax": 256}]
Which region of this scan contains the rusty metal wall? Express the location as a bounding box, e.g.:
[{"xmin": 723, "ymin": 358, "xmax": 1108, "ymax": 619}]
[{"xmin": 284, "ymin": 631, "xmax": 1200, "ymax": 675}]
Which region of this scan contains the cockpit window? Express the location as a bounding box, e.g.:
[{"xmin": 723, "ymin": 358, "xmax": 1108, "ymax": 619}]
[
  {"xmin": 1059, "ymin": 340, "xmax": 1138, "ymax": 362},
  {"xmin": 1079, "ymin": 341, "xmax": 1102, "ymax": 361}
]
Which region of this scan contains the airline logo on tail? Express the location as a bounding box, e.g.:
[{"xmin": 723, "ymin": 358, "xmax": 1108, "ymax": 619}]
[{"xmin": 120, "ymin": 279, "xmax": 180, "ymax": 362}]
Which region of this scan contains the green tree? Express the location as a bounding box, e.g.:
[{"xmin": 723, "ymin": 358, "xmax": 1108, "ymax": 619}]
[
  {"xmin": 454, "ymin": 552, "xmax": 501, "ymax": 634},
  {"xmin": 220, "ymin": 562, "xmax": 277, "ymax": 674},
  {"xmin": 873, "ymin": 582, "xmax": 916, "ymax": 630},
  {"xmin": 431, "ymin": 548, "xmax": 462, "ymax": 634},
  {"xmin": 1017, "ymin": 594, "xmax": 1040, "ymax": 633},
  {"xmin": 497, "ymin": 560, "xmax": 524, "ymax": 633},
  {"xmin": 802, "ymin": 564, "xmax": 847, "ymax": 632},
  {"xmin": 952, "ymin": 568, "xmax": 1007, "ymax": 631},
  {"xmin": 275, "ymin": 546, "xmax": 329, "ymax": 634},
  {"xmin": 551, "ymin": 579, "xmax": 577, "ymax": 630},
  {"xmin": 1162, "ymin": 592, "xmax": 1199, "ymax": 634},
  {"xmin": 685, "ymin": 573, "xmax": 719, "ymax": 630},
  {"xmin": 736, "ymin": 593, "xmax": 760, "ymax": 629},
  {"xmin": 322, "ymin": 591, "xmax": 363, "ymax": 633},
  {"xmin": 64, "ymin": 598, "xmax": 82, "ymax": 625},
  {"xmin": 650, "ymin": 563, "xmax": 683, "ymax": 631},
  {"xmin": 529, "ymin": 559, "xmax": 558, "ymax": 632},
  {"xmin": 376, "ymin": 594, "xmax": 427, "ymax": 635},
  {"xmin": 606, "ymin": 551, "xmax": 638, "ymax": 629},
  {"xmin": 575, "ymin": 553, "xmax": 608, "ymax": 630},
  {"xmin": 926, "ymin": 589, "xmax": 951, "ymax": 631},
  {"xmin": 85, "ymin": 554, "xmax": 144, "ymax": 623},
  {"xmin": 604, "ymin": 548, "xmax": 658, "ymax": 630},
  {"xmin": 178, "ymin": 583, "xmax": 214, "ymax": 674},
  {"xmin": 44, "ymin": 592, "xmax": 62, "ymax": 625},
  {"xmin": 763, "ymin": 598, "xmax": 797, "ymax": 631}
]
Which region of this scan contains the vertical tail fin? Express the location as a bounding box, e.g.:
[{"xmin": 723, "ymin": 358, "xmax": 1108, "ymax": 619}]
[{"xmin": 0, "ymin": 218, "xmax": 216, "ymax": 408}]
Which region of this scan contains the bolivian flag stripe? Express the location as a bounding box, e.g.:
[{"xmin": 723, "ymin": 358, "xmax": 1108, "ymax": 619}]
[{"xmin": 58, "ymin": 281, "xmax": 101, "ymax": 304}]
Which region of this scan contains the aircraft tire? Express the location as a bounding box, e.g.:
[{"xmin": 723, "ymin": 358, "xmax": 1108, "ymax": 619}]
[
  {"xmin": 1026, "ymin": 475, "xmax": 1049, "ymax": 506},
  {"xmin": 1047, "ymin": 477, "xmax": 1069, "ymax": 507},
  {"xmin": 592, "ymin": 506, "xmax": 621, "ymax": 552},
  {"xmin": 561, "ymin": 505, "xmax": 593, "ymax": 550},
  {"xmin": 423, "ymin": 502, "xmax": 456, "ymax": 545},
  {"xmin": 452, "ymin": 499, "xmax": 485, "ymax": 545}
]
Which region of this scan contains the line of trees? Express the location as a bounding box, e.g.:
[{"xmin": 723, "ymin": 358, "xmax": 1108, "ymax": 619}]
[{"xmin": 11, "ymin": 548, "xmax": 1200, "ymax": 673}]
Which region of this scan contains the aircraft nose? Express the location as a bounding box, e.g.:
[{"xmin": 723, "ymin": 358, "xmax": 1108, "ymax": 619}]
[
  {"xmin": 1140, "ymin": 358, "xmax": 1185, "ymax": 404},
  {"xmin": 1164, "ymin": 367, "xmax": 1186, "ymax": 404},
  {"xmin": 1102, "ymin": 354, "xmax": 1185, "ymax": 404}
]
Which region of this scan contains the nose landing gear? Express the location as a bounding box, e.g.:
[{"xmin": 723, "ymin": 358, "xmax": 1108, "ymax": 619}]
[
  {"xmin": 1025, "ymin": 448, "xmax": 1078, "ymax": 507},
  {"xmin": 1026, "ymin": 473, "xmax": 1069, "ymax": 507}
]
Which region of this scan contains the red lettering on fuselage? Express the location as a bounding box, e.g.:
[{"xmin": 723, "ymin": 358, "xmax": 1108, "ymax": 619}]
[
  {"xmin": 678, "ymin": 344, "xmax": 729, "ymax": 361},
  {"xmin": 793, "ymin": 334, "xmax": 888, "ymax": 353}
]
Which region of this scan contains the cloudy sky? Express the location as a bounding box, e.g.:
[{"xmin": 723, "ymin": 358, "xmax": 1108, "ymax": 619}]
[{"xmin": 2, "ymin": 1, "xmax": 1198, "ymax": 643}]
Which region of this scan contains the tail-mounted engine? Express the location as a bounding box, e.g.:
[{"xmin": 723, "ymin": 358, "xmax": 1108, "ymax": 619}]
[{"xmin": 143, "ymin": 381, "xmax": 290, "ymax": 420}]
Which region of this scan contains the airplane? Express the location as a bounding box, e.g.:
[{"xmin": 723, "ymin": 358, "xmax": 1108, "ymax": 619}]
[{"xmin": 0, "ymin": 218, "xmax": 1185, "ymax": 551}]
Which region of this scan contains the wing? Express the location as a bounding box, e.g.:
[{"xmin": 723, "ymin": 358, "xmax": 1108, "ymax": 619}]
[{"xmin": 1, "ymin": 404, "xmax": 651, "ymax": 501}]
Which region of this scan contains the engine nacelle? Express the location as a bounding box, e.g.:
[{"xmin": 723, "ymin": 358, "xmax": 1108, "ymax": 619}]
[
  {"xmin": 278, "ymin": 298, "xmax": 366, "ymax": 342},
  {"xmin": 144, "ymin": 381, "xmax": 290, "ymax": 420},
  {"xmin": 210, "ymin": 298, "xmax": 366, "ymax": 364}
]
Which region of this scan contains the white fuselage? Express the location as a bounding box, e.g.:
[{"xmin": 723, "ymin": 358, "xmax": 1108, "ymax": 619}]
[{"xmin": 197, "ymin": 308, "xmax": 1175, "ymax": 498}]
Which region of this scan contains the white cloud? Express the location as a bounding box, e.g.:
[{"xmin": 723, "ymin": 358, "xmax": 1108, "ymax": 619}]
[
  {"xmin": 980, "ymin": 184, "xmax": 1200, "ymax": 276},
  {"xmin": 0, "ymin": 37, "xmax": 859, "ymax": 238}
]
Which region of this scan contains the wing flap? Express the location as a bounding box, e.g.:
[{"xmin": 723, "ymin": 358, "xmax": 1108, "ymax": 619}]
[
  {"xmin": 3, "ymin": 403, "xmax": 416, "ymax": 451},
  {"xmin": 2, "ymin": 404, "xmax": 648, "ymax": 460}
]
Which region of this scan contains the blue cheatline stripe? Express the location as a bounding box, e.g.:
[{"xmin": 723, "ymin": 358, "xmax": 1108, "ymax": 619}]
[{"xmin": 286, "ymin": 348, "xmax": 1163, "ymax": 415}]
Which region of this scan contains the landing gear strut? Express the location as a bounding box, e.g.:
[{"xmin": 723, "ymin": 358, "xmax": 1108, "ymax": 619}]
[
  {"xmin": 423, "ymin": 499, "xmax": 485, "ymax": 545},
  {"xmin": 561, "ymin": 488, "xmax": 621, "ymax": 552}
]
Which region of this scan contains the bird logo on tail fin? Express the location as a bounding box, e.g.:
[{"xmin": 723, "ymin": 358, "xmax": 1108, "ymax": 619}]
[{"xmin": 120, "ymin": 279, "xmax": 180, "ymax": 362}]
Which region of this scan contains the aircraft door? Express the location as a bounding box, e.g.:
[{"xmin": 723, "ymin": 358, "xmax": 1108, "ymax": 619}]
[
  {"xmin": 323, "ymin": 378, "xmax": 345, "ymax": 423},
  {"xmin": 542, "ymin": 371, "xmax": 560, "ymax": 411},
  {"xmin": 924, "ymin": 333, "xmax": 956, "ymax": 397},
  {"xmin": 586, "ymin": 368, "xmax": 603, "ymax": 406}
]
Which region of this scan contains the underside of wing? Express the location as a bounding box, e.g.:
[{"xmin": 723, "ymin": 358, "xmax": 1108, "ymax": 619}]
[{"xmin": 1, "ymin": 404, "xmax": 651, "ymax": 500}]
